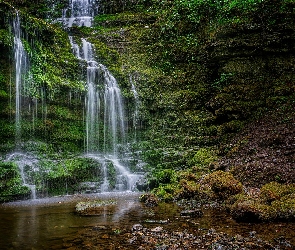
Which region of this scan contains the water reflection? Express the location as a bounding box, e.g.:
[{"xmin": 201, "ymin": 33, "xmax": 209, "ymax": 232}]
[{"xmin": 1, "ymin": 193, "xmax": 295, "ymax": 249}]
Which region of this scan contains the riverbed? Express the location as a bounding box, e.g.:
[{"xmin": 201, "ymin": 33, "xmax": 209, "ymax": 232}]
[{"xmin": 0, "ymin": 192, "xmax": 294, "ymax": 249}]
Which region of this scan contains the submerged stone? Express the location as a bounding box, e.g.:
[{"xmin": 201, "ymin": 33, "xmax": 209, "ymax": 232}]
[
  {"xmin": 180, "ymin": 209, "xmax": 203, "ymax": 218},
  {"xmin": 75, "ymin": 199, "xmax": 117, "ymax": 216}
]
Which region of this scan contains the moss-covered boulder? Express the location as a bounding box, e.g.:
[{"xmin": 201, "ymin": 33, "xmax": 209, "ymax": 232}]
[
  {"xmin": 139, "ymin": 193, "xmax": 159, "ymax": 206},
  {"xmin": 260, "ymin": 182, "xmax": 295, "ymax": 204},
  {"xmin": 0, "ymin": 162, "xmax": 31, "ymax": 202},
  {"xmin": 229, "ymin": 194, "xmax": 271, "ymax": 222},
  {"xmin": 229, "ymin": 182, "xmax": 295, "ymax": 222},
  {"xmin": 160, "ymin": 170, "xmax": 243, "ymax": 202},
  {"xmin": 200, "ymin": 171, "xmax": 243, "ymax": 200}
]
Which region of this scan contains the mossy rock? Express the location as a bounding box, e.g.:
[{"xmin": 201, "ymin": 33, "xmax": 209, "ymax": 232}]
[
  {"xmin": 230, "ymin": 196, "xmax": 271, "ymax": 222},
  {"xmin": 230, "ymin": 182, "xmax": 295, "ymax": 222},
  {"xmin": 0, "ymin": 162, "xmax": 31, "ymax": 202},
  {"xmin": 177, "ymin": 179, "xmax": 202, "ymax": 200},
  {"xmin": 260, "ymin": 182, "xmax": 295, "ymax": 204},
  {"xmin": 270, "ymin": 194, "xmax": 295, "ymax": 221},
  {"xmin": 157, "ymin": 170, "xmax": 243, "ymax": 202},
  {"xmin": 139, "ymin": 193, "xmax": 159, "ymax": 206},
  {"xmin": 201, "ymin": 171, "xmax": 243, "ymax": 199}
]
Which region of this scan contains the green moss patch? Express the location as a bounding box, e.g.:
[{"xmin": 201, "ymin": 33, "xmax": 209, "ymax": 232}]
[
  {"xmin": 0, "ymin": 162, "xmax": 31, "ymax": 202},
  {"xmin": 229, "ymin": 182, "xmax": 295, "ymax": 222}
]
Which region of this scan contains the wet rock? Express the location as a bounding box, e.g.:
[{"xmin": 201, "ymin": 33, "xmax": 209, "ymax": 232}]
[
  {"xmin": 75, "ymin": 199, "xmax": 117, "ymax": 216},
  {"xmin": 92, "ymin": 225, "xmax": 107, "ymax": 231},
  {"xmin": 150, "ymin": 226, "xmax": 163, "ymax": 232},
  {"xmin": 136, "ymin": 175, "xmax": 149, "ymax": 191},
  {"xmin": 132, "ymin": 224, "xmax": 143, "ymax": 232},
  {"xmin": 180, "ymin": 209, "xmax": 203, "ymax": 218},
  {"xmin": 144, "ymin": 219, "xmax": 169, "ymax": 224},
  {"xmin": 274, "ymin": 236, "xmax": 292, "ymax": 248}
]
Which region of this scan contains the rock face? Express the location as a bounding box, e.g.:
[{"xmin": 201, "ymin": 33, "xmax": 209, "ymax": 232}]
[
  {"xmin": 203, "ymin": 9, "xmax": 295, "ymax": 187},
  {"xmin": 206, "ymin": 20, "xmax": 295, "ymax": 123}
]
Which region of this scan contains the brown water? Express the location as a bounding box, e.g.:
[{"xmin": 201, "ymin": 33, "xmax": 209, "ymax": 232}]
[{"xmin": 0, "ymin": 193, "xmax": 295, "ymax": 249}]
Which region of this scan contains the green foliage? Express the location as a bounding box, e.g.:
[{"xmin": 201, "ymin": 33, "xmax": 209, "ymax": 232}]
[
  {"xmin": 39, "ymin": 157, "xmax": 102, "ymax": 195},
  {"xmin": 89, "ymin": 38, "xmax": 121, "ymax": 72},
  {"xmin": 0, "ymin": 28, "xmax": 12, "ymax": 46},
  {"xmin": 189, "ymin": 148, "xmax": 218, "ymax": 170},
  {"xmin": 153, "ymin": 183, "xmax": 178, "ymax": 202},
  {"xmin": 94, "ymin": 13, "xmax": 124, "ymax": 23}
]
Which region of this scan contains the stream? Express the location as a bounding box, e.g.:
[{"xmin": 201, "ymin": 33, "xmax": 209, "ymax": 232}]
[{"xmin": 1, "ymin": 193, "xmax": 295, "ymax": 249}]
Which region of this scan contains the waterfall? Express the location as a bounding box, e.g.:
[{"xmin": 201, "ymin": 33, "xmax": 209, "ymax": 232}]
[
  {"xmin": 65, "ymin": 0, "xmax": 141, "ymax": 192},
  {"xmin": 69, "ymin": 37, "xmax": 126, "ymax": 154},
  {"xmin": 59, "ymin": 0, "xmax": 96, "ymax": 27},
  {"xmin": 130, "ymin": 76, "xmax": 140, "ymax": 141},
  {"xmin": 11, "ymin": 12, "xmax": 37, "ymax": 199},
  {"xmin": 6, "ymin": 153, "xmax": 38, "ymax": 200},
  {"xmin": 13, "ymin": 11, "xmax": 28, "ymax": 147}
]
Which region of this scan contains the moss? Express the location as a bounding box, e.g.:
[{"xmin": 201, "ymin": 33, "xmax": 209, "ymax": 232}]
[
  {"xmin": 152, "ymin": 170, "xmax": 244, "ymax": 202},
  {"xmin": 139, "ymin": 193, "xmax": 159, "ymax": 206},
  {"xmin": 230, "ymin": 182, "xmax": 295, "ymax": 222},
  {"xmin": 177, "ymin": 179, "xmax": 201, "ymax": 200},
  {"xmin": 260, "ymin": 182, "xmax": 295, "ymax": 204},
  {"xmin": 270, "ymin": 194, "xmax": 295, "ymax": 221},
  {"xmin": 0, "ymin": 162, "xmax": 31, "ymax": 202},
  {"xmin": 189, "ymin": 148, "xmax": 218, "ymax": 171},
  {"xmin": 230, "ymin": 197, "xmax": 271, "ymax": 222},
  {"xmin": 201, "ymin": 171, "xmax": 243, "ymax": 199},
  {"xmin": 153, "ymin": 184, "xmax": 179, "ymax": 202}
]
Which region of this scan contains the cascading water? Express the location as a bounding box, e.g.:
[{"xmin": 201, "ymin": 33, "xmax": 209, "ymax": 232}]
[
  {"xmin": 130, "ymin": 76, "xmax": 140, "ymax": 142},
  {"xmin": 64, "ymin": 0, "xmax": 142, "ymax": 192},
  {"xmin": 10, "ymin": 12, "xmax": 37, "ymax": 199},
  {"xmin": 6, "ymin": 153, "xmax": 38, "ymax": 199},
  {"xmin": 13, "ymin": 11, "xmax": 28, "ymax": 147},
  {"xmin": 59, "ymin": 0, "xmax": 96, "ymax": 27}
]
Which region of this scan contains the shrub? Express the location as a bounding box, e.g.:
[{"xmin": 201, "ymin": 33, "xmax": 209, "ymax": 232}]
[{"xmin": 189, "ymin": 148, "xmax": 218, "ymax": 170}]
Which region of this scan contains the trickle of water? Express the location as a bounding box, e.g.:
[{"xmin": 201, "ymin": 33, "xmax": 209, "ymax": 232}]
[
  {"xmin": 130, "ymin": 76, "xmax": 140, "ymax": 141},
  {"xmin": 13, "ymin": 11, "xmax": 28, "ymax": 146},
  {"xmin": 6, "ymin": 152, "xmax": 38, "ymax": 199}
]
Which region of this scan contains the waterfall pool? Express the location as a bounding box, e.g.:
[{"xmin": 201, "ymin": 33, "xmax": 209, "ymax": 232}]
[{"xmin": 0, "ymin": 193, "xmax": 294, "ymax": 249}]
